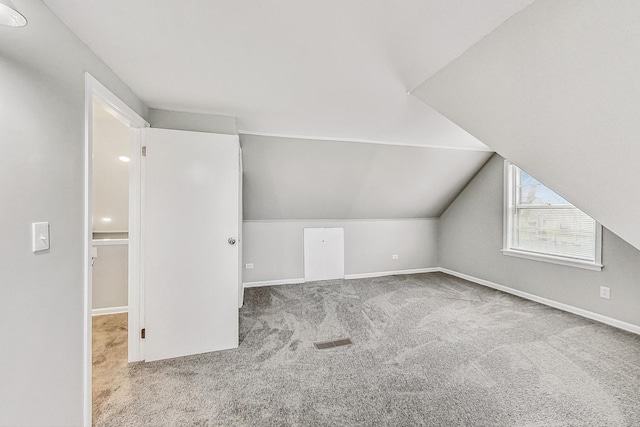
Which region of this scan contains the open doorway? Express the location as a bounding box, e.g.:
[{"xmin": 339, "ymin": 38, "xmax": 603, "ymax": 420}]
[
  {"xmin": 84, "ymin": 74, "xmax": 148, "ymax": 426},
  {"xmin": 84, "ymin": 73, "xmax": 241, "ymax": 425},
  {"xmin": 91, "ymin": 100, "xmax": 131, "ymax": 422}
]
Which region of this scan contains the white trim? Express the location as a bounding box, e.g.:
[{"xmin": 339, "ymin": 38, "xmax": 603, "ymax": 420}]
[
  {"xmin": 241, "ymin": 268, "xmax": 640, "ymax": 334},
  {"xmin": 243, "ymin": 267, "xmax": 440, "ymax": 288},
  {"xmin": 502, "ymin": 160, "xmax": 512, "ymax": 252},
  {"xmin": 92, "ymin": 306, "xmax": 128, "ymax": 316},
  {"xmin": 594, "ymin": 222, "xmax": 603, "ymax": 266},
  {"xmin": 243, "ymin": 218, "xmax": 439, "ymax": 223},
  {"xmin": 84, "ymin": 73, "xmax": 148, "ymax": 427},
  {"xmin": 92, "ymin": 238, "xmax": 129, "ymax": 246},
  {"xmin": 83, "ymin": 74, "xmax": 93, "ymax": 427},
  {"xmin": 238, "ymin": 130, "xmax": 493, "ymax": 152},
  {"xmin": 87, "ymin": 75, "xmax": 149, "ymax": 129},
  {"xmin": 243, "ymin": 268, "xmax": 440, "ymax": 287},
  {"xmin": 243, "ymin": 278, "xmax": 305, "ymax": 288},
  {"xmin": 439, "ymin": 268, "xmax": 640, "ymax": 335},
  {"xmin": 238, "ymin": 147, "xmax": 244, "ymax": 308},
  {"xmin": 135, "ymin": 128, "xmax": 146, "ymax": 364},
  {"xmin": 501, "ymin": 249, "xmax": 603, "ymax": 271},
  {"xmin": 345, "ymin": 268, "xmax": 440, "ymax": 280}
]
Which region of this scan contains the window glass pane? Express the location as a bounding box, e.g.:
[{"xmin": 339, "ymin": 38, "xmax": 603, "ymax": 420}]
[
  {"xmin": 519, "ymin": 170, "xmax": 570, "ymax": 206},
  {"xmin": 515, "ymin": 207, "xmax": 596, "ymax": 260},
  {"xmin": 510, "ymin": 165, "xmax": 597, "ymax": 263}
]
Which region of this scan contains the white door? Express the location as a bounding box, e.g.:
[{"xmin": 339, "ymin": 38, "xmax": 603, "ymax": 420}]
[
  {"xmin": 143, "ymin": 128, "xmax": 239, "ymax": 362},
  {"xmin": 304, "ymin": 228, "xmax": 345, "ymax": 282}
]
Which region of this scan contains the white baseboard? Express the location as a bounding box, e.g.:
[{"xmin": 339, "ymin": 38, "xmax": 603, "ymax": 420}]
[
  {"xmin": 241, "ymin": 267, "xmax": 640, "ymax": 335},
  {"xmin": 243, "ymin": 278, "xmax": 305, "ymax": 288},
  {"xmin": 345, "ymin": 268, "xmax": 440, "ymax": 280},
  {"xmin": 439, "ymin": 268, "xmax": 640, "ymax": 335},
  {"xmin": 243, "ymin": 268, "xmax": 439, "ymax": 288},
  {"xmin": 92, "ymin": 306, "xmax": 128, "ymax": 316}
]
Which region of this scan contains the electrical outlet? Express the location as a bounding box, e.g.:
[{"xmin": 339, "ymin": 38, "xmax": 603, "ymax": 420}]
[
  {"xmin": 599, "ymin": 286, "xmax": 610, "ymax": 299},
  {"xmin": 245, "ymin": 263, "xmax": 254, "ymax": 269},
  {"xmin": 392, "ymin": 254, "xmax": 399, "ymax": 260}
]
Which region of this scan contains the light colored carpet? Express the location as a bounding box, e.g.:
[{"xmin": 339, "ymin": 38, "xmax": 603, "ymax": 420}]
[
  {"xmin": 93, "ymin": 313, "xmax": 128, "ymax": 424},
  {"xmin": 93, "ymin": 272, "xmax": 640, "ymax": 426}
]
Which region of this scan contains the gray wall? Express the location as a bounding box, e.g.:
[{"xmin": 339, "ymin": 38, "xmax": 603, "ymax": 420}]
[
  {"xmin": 241, "ymin": 134, "xmax": 492, "ymax": 220},
  {"xmin": 92, "ymin": 244, "xmax": 128, "ymax": 310},
  {"xmin": 149, "ymin": 108, "xmax": 237, "ymax": 135},
  {"xmin": 0, "ymin": 1, "xmax": 147, "ymax": 425},
  {"xmin": 243, "ymin": 219, "xmax": 438, "ymax": 283},
  {"xmin": 413, "ymin": 0, "xmax": 640, "ymax": 251},
  {"xmin": 439, "ymin": 155, "xmax": 640, "ymax": 326}
]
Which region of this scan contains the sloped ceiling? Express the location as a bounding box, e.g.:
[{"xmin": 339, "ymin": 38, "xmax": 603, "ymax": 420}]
[
  {"xmin": 43, "ymin": 0, "xmax": 532, "ymax": 149},
  {"xmin": 413, "ymin": 0, "xmax": 640, "ymax": 250},
  {"xmin": 41, "ymin": 0, "xmax": 531, "ymax": 223},
  {"xmin": 242, "ymin": 135, "xmax": 492, "ymax": 220}
]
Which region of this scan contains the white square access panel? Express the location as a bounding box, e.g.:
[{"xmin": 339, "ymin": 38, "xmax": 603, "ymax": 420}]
[{"xmin": 304, "ymin": 227, "xmax": 345, "ymax": 282}]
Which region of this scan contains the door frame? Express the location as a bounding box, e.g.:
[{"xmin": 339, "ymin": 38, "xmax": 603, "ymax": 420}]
[{"xmin": 83, "ymin": 73, "xmax": 149, "ymax": 426}]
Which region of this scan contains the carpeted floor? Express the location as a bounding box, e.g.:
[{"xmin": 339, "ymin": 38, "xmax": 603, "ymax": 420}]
[
  {"xmin": 93, "ymin": 272, "xmax": 640, "ymax": 426},
  {"xmin": 93, "ymin": 312, "xmax": 128, "ymax": 424}
]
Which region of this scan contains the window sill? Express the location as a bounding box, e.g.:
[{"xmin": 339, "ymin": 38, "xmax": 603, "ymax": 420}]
[{"xmin": 501, "ymin": 249, "xmax": 603, "ymax": 271}]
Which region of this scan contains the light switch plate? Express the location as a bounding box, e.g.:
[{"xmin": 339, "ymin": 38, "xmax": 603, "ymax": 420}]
[
  {"xmin": 32, "ymin": 222, "xmax": 50, "ymax": 252},
  {"xmin": 245, "ymin": 263, "xmax": 254, "ymax": 269},
  {"xmin": 392, "ymin": 254, "xmax": 399, "ymax": 260}
]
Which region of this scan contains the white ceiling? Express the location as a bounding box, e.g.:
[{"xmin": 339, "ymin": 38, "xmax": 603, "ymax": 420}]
[{"xmin": 44, "ymin": 0, "xmax": 533, "ymax": 149}]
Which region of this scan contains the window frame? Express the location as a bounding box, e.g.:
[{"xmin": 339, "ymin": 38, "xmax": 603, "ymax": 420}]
[{"xmin": 502, "ymin": 161, "xmax": 603, "ymax": 271}]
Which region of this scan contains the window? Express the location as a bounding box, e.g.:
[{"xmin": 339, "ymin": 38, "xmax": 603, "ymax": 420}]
[{"xmin": 503, "ymin": 161, "xmax": 602, "ymax": 271}]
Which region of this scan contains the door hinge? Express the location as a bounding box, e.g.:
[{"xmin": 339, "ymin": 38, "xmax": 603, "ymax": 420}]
[
  {"xmin": 141, "ymin": 146, "xmax": 147, "ymax": 157},
  {"xmin": 141, "ymin": 328, "xmax": 146, "ymax": 339}
]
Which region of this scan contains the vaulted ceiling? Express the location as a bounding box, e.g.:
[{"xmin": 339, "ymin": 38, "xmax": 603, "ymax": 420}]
[
  {"xmin": 42, "ymin": 0, "xmax": 545, "ymax": 221},
  {"xmin": 44, "ymin": 0, "xmax": 532, "ymax": 148},
  {"xmin": 413, "ymin": 0, "xmax": 640, "ymax": 250}
]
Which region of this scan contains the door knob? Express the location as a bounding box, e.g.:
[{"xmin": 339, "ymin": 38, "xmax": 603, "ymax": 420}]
[{"xmin": 228, "ymin": 237, "xmax": 236, "ymax": 245}]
